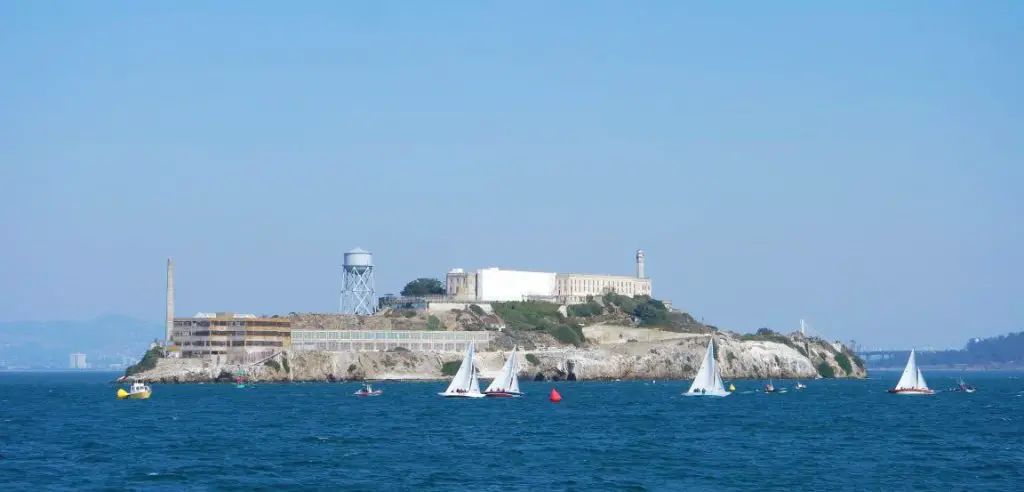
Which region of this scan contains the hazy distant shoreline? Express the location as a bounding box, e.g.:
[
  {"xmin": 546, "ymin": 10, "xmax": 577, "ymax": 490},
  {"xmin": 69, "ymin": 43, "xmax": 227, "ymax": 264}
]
[
  {"xmin": 868, "ymin": 366, "xmax": 1024, "ymax": 372},
  {"xmin": 0, "ymin": 369, "xmax": 124, "ymax": 373}
]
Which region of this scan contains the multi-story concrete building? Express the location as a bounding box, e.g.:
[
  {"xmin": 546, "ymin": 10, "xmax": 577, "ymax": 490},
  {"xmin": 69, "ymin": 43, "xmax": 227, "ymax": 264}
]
[
  {"xmin": 292, "ymin": 330, "xmax": 490, "ymax": 353},
  {"xmin": 171, "ymin": 312, "xmax": 291, "ymax": 365},
  {"xmin": 445, "ymin": 269, "xmax": 478, "ymax": 299},
  {"xmin": 555, "ymin": 272, "xmax": 652, "ymax": 305},
  {"xmin": 445, "ymin": 250, "xmax": 652, "ymax": 305},
  {"xmin": 69, "ymin": 353, "xmax": 87, "ymax": 369}
]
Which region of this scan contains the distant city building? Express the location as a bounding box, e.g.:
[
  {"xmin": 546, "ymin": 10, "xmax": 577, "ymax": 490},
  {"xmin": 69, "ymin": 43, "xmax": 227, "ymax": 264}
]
[
  {"xmin": 170, "ymin": 312, "xmax": 291, "ymax": 365},
  {"xmin": 69, "ymin": 353, "xmax": 87, "ymax": 369},
  {"xmin": 292, "ymin": 329, "xmax": 490, "ymax": 353},
  {"xmin": 445, "ymin": 250, "xmax": 652, "ymax": 305}
]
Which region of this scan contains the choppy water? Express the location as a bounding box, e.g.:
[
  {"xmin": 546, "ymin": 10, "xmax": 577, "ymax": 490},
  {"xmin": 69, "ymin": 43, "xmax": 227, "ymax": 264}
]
[{"xmin": 1, "ymin": 371, "xmax": 1022, "ymax": 491}]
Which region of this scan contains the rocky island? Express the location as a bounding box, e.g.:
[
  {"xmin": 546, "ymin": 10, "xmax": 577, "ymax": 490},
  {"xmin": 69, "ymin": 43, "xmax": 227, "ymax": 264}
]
[{"xmin": 124, "ymin": 294, "xmax": 866, "ymax": 383}]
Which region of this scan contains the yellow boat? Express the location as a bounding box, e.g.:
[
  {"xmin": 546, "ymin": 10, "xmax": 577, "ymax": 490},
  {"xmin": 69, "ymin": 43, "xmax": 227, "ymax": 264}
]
[{"xmin": 117, "ymin": 380, "xmax": 152, "ymax": 400}]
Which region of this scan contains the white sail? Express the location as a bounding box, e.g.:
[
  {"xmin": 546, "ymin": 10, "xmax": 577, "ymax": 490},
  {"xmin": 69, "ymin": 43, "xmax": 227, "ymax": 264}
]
[
  {"xmin": 508, "ymin": 357, "xmax": 521, "ymax": 394},
  {"xmin": 441, "ymin": 343, "xmax": 483, "ymax": 397},
  {"xmin": 484, "ymin": 346, "xmax": 520, "ymax": 394},
  {"xmin": 684, "ymin": 337, "xmax": 729, "ymax": 397},
  {"xmin": 894, "ymin": 349, "xmax": 929, "ymax": 390},
  {"xmin": 915, "ymin": 368, "xmax": 928, "ymax": 391}
]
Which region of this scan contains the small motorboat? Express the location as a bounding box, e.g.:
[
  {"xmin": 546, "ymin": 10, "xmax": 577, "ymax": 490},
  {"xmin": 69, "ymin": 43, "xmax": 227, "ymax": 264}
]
[
  {"xmin": 354, "ymin": 384, "xmax": 382, "ymax": 397},
  {"xmin": 795, "ymin": 382, "xmax": 807, "ymax": 390},
  {"xmin": 116, "ymin": 380, "xmax": 152, "ymax": 400},
  {"xmin": 763, "ymin": 382, "xmax": 776, "ymax": 393},
  {"xmin": 951, "ymin": 377, "xmax": 976, "ymax": 393}
]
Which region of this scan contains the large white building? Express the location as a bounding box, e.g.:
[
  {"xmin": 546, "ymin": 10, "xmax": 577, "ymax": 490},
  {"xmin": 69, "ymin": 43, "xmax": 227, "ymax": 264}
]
[
  {"xmin": 446, "ymin": 250, "xmax": 652, "ymax": 305},
  {"xmin": 447, "ymin": 267, "xmax": 557, "ymax": 302}
]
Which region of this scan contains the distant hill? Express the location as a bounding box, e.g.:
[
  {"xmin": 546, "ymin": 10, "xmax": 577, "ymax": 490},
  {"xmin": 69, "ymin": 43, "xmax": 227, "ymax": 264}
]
[
  {"xmin": 870, "ymin": 331, "xmax": 1024, "ymax": 368},
  {"xmin": 0, "ymin": 315, "xmax": 161, "ymax": 369}
]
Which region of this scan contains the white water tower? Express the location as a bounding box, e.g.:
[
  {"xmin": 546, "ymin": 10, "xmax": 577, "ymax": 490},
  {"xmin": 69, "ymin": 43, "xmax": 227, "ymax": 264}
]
[{"xmin": 340, "ymin": 248, "xmax": 376, "ymax": 315}]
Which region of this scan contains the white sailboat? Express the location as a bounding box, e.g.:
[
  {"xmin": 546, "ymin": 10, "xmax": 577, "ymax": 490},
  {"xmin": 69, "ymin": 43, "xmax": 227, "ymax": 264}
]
[
  {"xmin": 484, "ymin": 346, "xmax": 522, "ymax": 397},
  {"xmin": 888, "ymin": 349, "xmax": 934, "ymax": 395},
  {"xmin": 683, "ymin": 337, "xmax": 730, "ymax": 397},
  {"xmin": 439, "ymin": 342, "xmax": 485, "ymax": 398}
]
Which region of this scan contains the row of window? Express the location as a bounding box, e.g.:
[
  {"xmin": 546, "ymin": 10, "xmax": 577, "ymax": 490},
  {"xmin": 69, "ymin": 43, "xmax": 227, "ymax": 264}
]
[
  {"xmin": 558, "ymin": 279, "xmax": 650, "ymax": 294},
  {"xmin": 174, "ymin": 330, "xmax": 290, "ymax": 338},
  {"xmin": 211, "ymin": 320, "xmax": 290, "ymax": 327},
  {"xmin": 177, "ymin": 340, "xmax": 284, "ymax": 347},
  {"xmin": 175, "ymin": 320, "xmax": 290, "ymax": 328},
  {"xmin": 292, "ymin": 330, "xmax": 492, "ymax": 342},
  {"xmin": 293, "ymin": 341, "xmax": 488, "ymax": 352}
]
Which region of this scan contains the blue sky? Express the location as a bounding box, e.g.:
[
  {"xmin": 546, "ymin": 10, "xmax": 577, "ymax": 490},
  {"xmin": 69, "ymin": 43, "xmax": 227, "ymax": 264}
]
[{"xmin": 1, "ymin": 1, "xmax": 1020, "ymax": 348}]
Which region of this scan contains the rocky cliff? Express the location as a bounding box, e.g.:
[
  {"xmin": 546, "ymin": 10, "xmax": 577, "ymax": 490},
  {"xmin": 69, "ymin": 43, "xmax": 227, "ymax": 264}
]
[{"xmin": 127, "ymin": 326, "xmax": 865, "ymax": 383}]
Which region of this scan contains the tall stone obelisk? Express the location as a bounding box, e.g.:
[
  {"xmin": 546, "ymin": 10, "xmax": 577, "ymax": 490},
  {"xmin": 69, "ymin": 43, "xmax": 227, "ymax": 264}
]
[{"xmin": 166, "ymin": 258, "xmax": 174, "ymax": 344}]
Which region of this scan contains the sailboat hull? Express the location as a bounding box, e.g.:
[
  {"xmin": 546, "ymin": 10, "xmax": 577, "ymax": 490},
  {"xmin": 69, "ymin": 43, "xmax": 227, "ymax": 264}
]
[
  {"xmin": 484, "ymin": 391, "xmax": 522, "ymax": 398},
  {"xmin": 438, "ymin": 392, "xmax": 486, "ymax": 398},
  {"xmin": 887, "ymin": 388, "xmax": 934, "ymax": 395},
  {"xmin": 681, "ymin": 390, "xmax": 730, "ymax": 397}
]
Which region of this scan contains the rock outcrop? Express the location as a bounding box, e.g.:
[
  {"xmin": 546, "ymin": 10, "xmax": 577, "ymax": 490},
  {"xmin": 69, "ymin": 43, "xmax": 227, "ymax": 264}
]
[{"xmin": 127, "ymin": 327, "xmax": 865, "ymax": 383}]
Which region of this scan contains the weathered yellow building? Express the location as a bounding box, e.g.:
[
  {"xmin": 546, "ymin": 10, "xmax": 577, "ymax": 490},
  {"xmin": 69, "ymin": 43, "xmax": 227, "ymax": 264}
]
[{"xmin": 171, "ymin": 312, "xmax": 291, "ymax": 365}]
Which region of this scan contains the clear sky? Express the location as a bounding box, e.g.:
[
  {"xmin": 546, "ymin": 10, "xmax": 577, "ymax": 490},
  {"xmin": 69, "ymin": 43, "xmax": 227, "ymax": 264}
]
[{"xmin": 1, "ymin": 1, "xmax": 1020, "ymax": 349}]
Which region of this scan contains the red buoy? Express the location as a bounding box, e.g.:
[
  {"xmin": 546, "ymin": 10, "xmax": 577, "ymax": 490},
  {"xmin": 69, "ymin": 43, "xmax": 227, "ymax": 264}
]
[{"xmin": 550, "ymin": 388, "xmax": 562, "ymax": 403}]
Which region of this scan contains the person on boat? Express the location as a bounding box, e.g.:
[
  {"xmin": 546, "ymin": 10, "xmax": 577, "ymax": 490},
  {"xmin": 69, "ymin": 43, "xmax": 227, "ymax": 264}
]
[{"xmin": 700, "ymin": 388, "xmax": 706, "ymax": 394}]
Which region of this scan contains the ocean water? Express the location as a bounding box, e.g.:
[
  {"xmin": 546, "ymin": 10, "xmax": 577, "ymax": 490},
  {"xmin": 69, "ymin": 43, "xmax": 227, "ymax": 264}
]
[{"xmin": 0, "ymin": 371, "xmax": 1021, "ymax": 491}]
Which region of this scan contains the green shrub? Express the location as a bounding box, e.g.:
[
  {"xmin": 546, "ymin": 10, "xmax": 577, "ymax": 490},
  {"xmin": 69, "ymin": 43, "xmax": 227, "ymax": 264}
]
[
  {"xmin": 125, "ymin": 347, "xmax": 162, "ymax": 376},
  {"xmin": 347, "ymin": 363, "xmax": 358, "ymax": 373},
  {"xmin": 492, "ymin": 301, "xmax": 563, "ymax": 330},
  {"xmin": 441, "ymin": 360, "xmax": 462, "ymax": 376},
  {"xmin": 402, "ymin": 310, "xmax": 417, "ymax": 318},
  {"xmin": 264, "ymin": 359, "xmax": 282, "ymax": 371},
  {"xmin": 568, "ymin": 301, "xmax": 603, "ymax": 318},
  {"xmin": 401, "ymin": 278, "xmax": 445, "ymax": 296},
  {"xmin": 469, "ymin": 304, "xmax": 485, "ymax": 316},
  {"xmin": 548, "ymin": 324, "xmax": 585, "ymax": 346},
  {"xmin": 834, "ymin": 352, "xmax": 853, "ymax": 375},
  {"xmin": 601, "ymin": 293, "xmax": 709, "ymax": 333},
  {"xmin": 427, "ymin": 315, "xmax": 443, "ymax": 331},
  {"xmin": 525, "ymin": 353, "xmax": 540, "ymax": 365},
  {"xmin": 817, "ymin": 361, "xmax": 836, "ymax": 378},
  {"xmin": 603, "ymin": 293, "xmax": 639, "ymax": 315},
  {"xmin": 741, "ymin": 328, "xmax": 804, "ymax": 353}
]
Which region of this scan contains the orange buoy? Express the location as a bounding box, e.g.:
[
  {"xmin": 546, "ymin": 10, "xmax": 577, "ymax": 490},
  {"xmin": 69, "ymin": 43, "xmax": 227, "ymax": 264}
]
[{"xmin": 550, "ymin": 388, "xmax": 562, "ymax": 403}]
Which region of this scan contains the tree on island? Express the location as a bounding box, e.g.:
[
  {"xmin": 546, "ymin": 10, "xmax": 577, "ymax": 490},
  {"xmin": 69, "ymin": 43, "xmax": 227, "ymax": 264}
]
[{"xmin": 400, "ymin": 278, "xmax": 445, "ymax": 297}]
